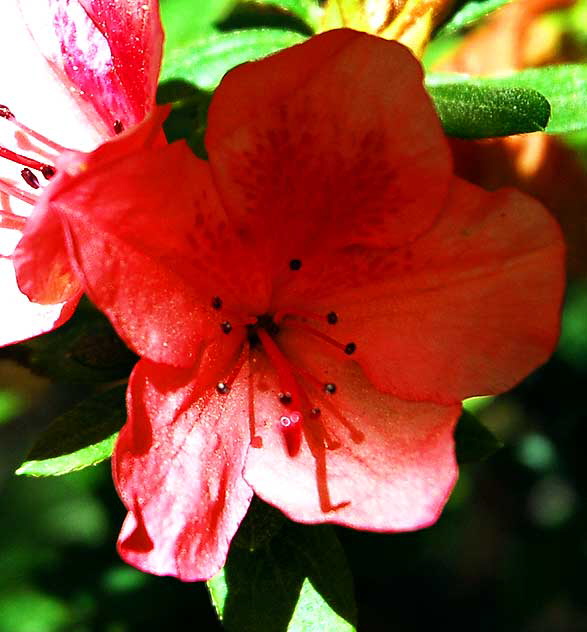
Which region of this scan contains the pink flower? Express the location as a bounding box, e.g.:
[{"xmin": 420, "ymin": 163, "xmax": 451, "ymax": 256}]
[
  {"xmin": 0, "ymin": 0, "xmax": 163, "ymax": 345},
  {"xmin": 51, "ymin": 30, "xmax": 565, "ymax": 580}
]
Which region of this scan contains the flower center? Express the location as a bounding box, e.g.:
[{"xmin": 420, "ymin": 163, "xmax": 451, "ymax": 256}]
[{"xmin": 212, "ymin": 296, "xmax": 361, "ymax": 460}]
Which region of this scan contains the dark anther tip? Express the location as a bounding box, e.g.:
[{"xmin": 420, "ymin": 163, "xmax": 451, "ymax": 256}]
[
  {"xmin": 326, "ymin": 311, "xmax": 338, "ymax": 325},
  {"xmin": 289, "ymin": 259, "xmax": 302, "ymax": 271},
  {"xmin": 324, "ymin": 383, "xmax": 337, "ymax": 395},
  {"xmin": 344, "ymin": 342, "xmax": 356, "ymax": 355},
  {"xmin": 211, "ymin": 296, "xmax": 223, "ymax": 310},
  {"xmin": 216, "ymin": 382, "xmax": 230, "ymax": 394},
  {"xmin": 278, "ymin": 392, "xmax": 292, "ymax": 404},
  {"xmin": 21, "ymin": 168, "xmax": 40, "ymax": 189},
  {"xmin": 220, "ymin": 321, "xmax": 232, "ymax": 334}
]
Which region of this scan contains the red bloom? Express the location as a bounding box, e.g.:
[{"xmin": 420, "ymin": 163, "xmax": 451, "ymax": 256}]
[
  {"xmin": 51, "ymin": 30, "xmax": 564, "ymax": 580},
  {"xmin": 0, "ymin": 0, "xmax": 163, "ymax": 345}
]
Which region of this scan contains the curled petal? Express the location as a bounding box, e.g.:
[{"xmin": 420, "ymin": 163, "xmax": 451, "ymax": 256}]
[
  {"xmin": 0, "ymin": 256, "xmax": 78, "ymax": 346},
  {"xmin": 115, "ymin": 357, "xmax": 253, "ymax": 581}
]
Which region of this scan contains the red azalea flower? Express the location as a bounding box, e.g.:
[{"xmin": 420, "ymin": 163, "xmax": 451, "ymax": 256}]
[
  {"xmin": 0, "ymin": 0, "xmax": 163, "ymax": 345},
  {"xmin": 51, "ymin": 30, "xmax": 564, "ymax": 580}
]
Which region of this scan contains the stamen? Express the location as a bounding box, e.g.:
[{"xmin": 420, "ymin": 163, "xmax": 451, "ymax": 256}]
[
  {"xmin": 0, "ymin": 104, "xmax": 67, "ymax": 152},
  {"xmin": 0, "ymin": 179, "xmax": 37, "ymax": 205},
  {"xmin": 284, "ymin": 319, "xmax": 356, "ymax": 356},
  {"xmin": 273, "ymin": 308, "xmax": 324, "ymax": 325},
  {"xmin": 0, "ymin": 146, "xmax": 55, "ymax": 174},
  {"xmin": 211, "ymin": 296, "xmax": 223, "ymax": 310},
  {"xmin": 326, "ymin": 311, "xmax": 338, "ymax": 324},
  {"xmin": 289, "ymin": 258, "xmax": 302, "ymax": 271},
  {"xmin": 21, "ymin": 168, "xmax": 40, "ymax": 189},
  {"xmin": 280, "ymin": 411, "xmax": 303, "ymax": 456},
  {"xmin": 113, "ymin": 120, "xmax": 124, "ymax": 134},
  {"xmin": 324, "ymin": 383, "xmax": 337, "ymax": 395},
  {"xmin": 41, "ymin": 165, "xmax": 56, "ymax": 180},
  {"xmin": 257, "ymin": 328, "xmax": 306, "ymax": 456},
  {"xmin": 220, "ymin": 321, "xmax": 232, "ymax": 334},
  {"xmin": 216, "ymin": 382, "xmax": 230, "ymax": 394},
  {"xmin": 0, "ymin": 209, "xmax": 26, "ymax": 231},
  {"xmin": 278, "ymin": 392, "xmax": 292, "ymax": 405},
  {"xmin": 247, "ymin": 352, "xmax": 263, "ymax": 448},
  {"xmin": 344, "ymin": 342, "xmax": 356, "ymax": 355}
]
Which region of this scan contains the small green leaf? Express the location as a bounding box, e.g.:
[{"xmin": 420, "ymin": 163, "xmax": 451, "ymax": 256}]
[
  {"xmin": 455, "ymin": 410, "xmax": 503, "ymax": 464},
  {"xmin": 428, "ymin": 65, "xmax": 587, "ymax": 134},
  {"xmin": 208, "ymin": 521, "xmax": 356, "ymax": 632},
  {"xmin": 157, "ymin": 84, "xmax": 213, "ymax": 158},
  {"xmin": 437, "ymin": 0, "xmax": 513, "ymax": 36},
  {"xmin": 161, "ymin": 28, "xmax": 306, "ymax": 92},
  {"xmin": 16, "ymin": 385, "xmax": 126, "ymax": 477},
  {"xmin": 249, "ymin": 0, "xmax": 322, "ymax": 31},
  {"xmin": 426, "ymin": 80, "xmax": 551, "ymax": 138}
]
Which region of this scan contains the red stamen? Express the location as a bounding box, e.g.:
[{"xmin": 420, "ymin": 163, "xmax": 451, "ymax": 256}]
[
  {"xmin": 279, "ymin": 411, "xmax": 303, "ymax": 456},
  {"xmin": 257, "ymin": 328, "xmax": 306, "ymax": 456},
  {"xmin": 247, "ymin": 349, "xmax": 263, "ymax": 448},
  {"xmin": 0, "ymin": 104, "xmax": 67, "ymax": 152},
  {"xmin": 0, "ymin": 208, "xmax": 26, "ymax": 231},
  {"xmin": 0, "ymin": 145, "xmax": 55, "ymax": 174},
  {"xmin": 273, "ymin": 308, "xmax": 325, "ymax": 325},
  {"xmin": 0, "ymin": 179, "xmax": 37, "ymax": 205},
  {"xmin": 284, "ymin": 320, "xmax": 350, "ymax": 354}
]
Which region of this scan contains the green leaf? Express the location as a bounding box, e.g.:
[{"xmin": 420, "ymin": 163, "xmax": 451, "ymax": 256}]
[
  {"xmin": 16, "ymin": 385, "xmax": 126, "ymax": 477},
  {"xmin": 426, "ymin": 80, "xmax": 551, "ymax": 138},
  {"xmin": 208, "ymin": 521, "xmax": 356, "ymax": 632},
  {"xmin": 161, "ymin": 28, "xmax": 306, "ymax": 92},
  {"xmin": 12, "ymin": 300, "xmax": 137, "ymax": 383},
  {"xmin": 249, "ymin": 0, "xmax": 322, "ymax": 31},
  {"xmin": 161, "ymin": 0, "xmax": 236, "ymax": 49},
  {"xmin": 157, "ymin": 84, "xmax": 213, "ymax": 158},
  {"xmin": 455, "ymin": 410, "xmax": 503, "ymax": 464},
  {"xmin": 437, "ymin": 0, "xmax": 513, "ymax": 36},
  {"xmin": 427, "ymin": 65, "xmax": 587, "ymax": 134}
]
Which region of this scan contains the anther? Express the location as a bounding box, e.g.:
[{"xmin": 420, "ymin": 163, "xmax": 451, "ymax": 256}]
[
  {"xmin": 324, "ymin": 383, "xmax": 337, "ymax": 395},
  {"xmin": 220, "ymin": 321, "xmax": 232, "ymax": 334},
  {"xmin": 0, "ymin": 105, "xmax": 14, "ymax": 120},
  {"xmin": 310, "ymin": 407, "xmax": 321, "ymax": 417},
  {"xmin": 216, "ymin": 382, "xmax": 230, "ymax": 394},
  {"xmin": 113, "ymin": 120, "xmax": 124, "ymax": 134},
  {"xmin": 21, "ymin": 168, "xmax": 40, "ymax": 189},
  {"xmin": 326, "ymin": 311, "xmax": 338, "ymax": 325},
  {"xmin": 289, "ymin": 259, "xmax": 302, "ymax": 271},
  {"xmin": 344, "ymin": 342, "xmax": 356, "ymax": 355},
  {"xmin": 278, "ymin": 392, "xmax": 292, "ymax": 405},
  {"xmin": 211, "ymin": 296, "xmax": 223, "ymax": 310},
  {"xmin": 41, "ymin": 165, "xmax": 56, "ymax": 180}
]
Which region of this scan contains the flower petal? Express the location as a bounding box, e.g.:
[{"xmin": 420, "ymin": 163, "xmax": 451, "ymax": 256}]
[
  {"xmin": 17, "ymin": 0, "xmax": 163, "ymax": 136},
  {"xmin": 13, "ymin": 196, "xmax": 81, "ymax": 304},
  {"xmin": 115, "ymin": 357, "xmax": 253, "ymax": 581},
  {"xmin": 281, "ymin": 177, "xmax": 565, "ymax": 403},
  {"xmin": 245, "ymin": 331, "xmax": 460, "ymax": 530},
  {"xmin": 206, "ymin": 29, "xmax": 452, "ymax": 276},
  {"xmin": 0, "ymin": 0, "xmax": 102, "ymax": 152},
  {"xmin": 0, "ymin": 256, "xmax": 78, "ymax": 346},
  {"xmin": 54, "ymin": 133, "xmax": 269, "ymax": 364}
]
